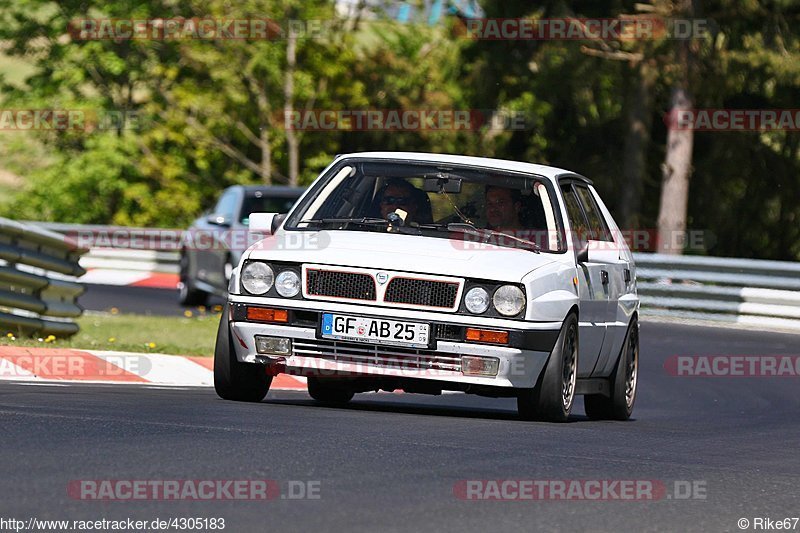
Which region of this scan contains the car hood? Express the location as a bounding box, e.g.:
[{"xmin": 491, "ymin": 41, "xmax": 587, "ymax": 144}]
[{"xmin": 246, "ymin": 230, "xmax": 559, "ymax": 282}]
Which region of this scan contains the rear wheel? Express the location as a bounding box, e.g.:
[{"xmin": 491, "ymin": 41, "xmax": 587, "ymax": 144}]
[
  {"xmin": 584, "ymin": 317, "xmax": 639, "ymax": 421},
  {"xmin": 213, "ymin": 305, "xmax": 271, "ymax": 402},
  {"xmin": 307, "ymin": 377, "xmax": 355, "ymax": 404},
  {"xmin": 517, "ymin": 313, "xmax": 578, "ymax": 422},
  {"xmin": 178, "ymin": 251, "xmax": 209, "ymax": 307}
]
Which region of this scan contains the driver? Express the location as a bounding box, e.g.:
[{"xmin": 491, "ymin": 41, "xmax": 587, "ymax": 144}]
[{"xmin": 378, "ymin": 179, "xmax": 420, "ymax": 223}]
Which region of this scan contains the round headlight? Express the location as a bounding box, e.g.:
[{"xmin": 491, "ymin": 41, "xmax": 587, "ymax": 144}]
[
  {"xmin": 464, "ymin": 287, "xmax": 490, "ymax": 314},
  {"xmin": 275, "ymin": 270, "xmax": 301, "ymax": 298},
  {"xmin": 241, "ymin": 262, "xmax": 274, "ymax": 295},
  {"xmin": 493, "ymin": 285, "xmax": 526, "ymax": 316}
]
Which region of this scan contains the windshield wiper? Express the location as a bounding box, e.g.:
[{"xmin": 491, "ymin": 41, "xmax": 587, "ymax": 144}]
[
  {"xmin": 299, "ymin": 217, "xmax": 390, "ymax": 228},
  {"xmin": 418, "ymin": 222, "xmax": 541, "ymax": 253},
  {"xmin": 300, "ymin": 217, "xmax": 427, "ymax": 235}
]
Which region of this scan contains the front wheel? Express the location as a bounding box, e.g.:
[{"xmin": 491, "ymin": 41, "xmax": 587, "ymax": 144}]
[
  {"xmin": 517, "ymin": 313, "xmax": 578, "ymax": 422},
  {"xmin": 213, "ymin": 305, "xmax": 271, "ymax": 402},
  {"xmin": 584, "ymin": 317, "xmax": 639, "ymax": 421}
]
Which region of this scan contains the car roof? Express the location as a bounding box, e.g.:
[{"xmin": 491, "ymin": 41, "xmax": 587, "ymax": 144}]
[
  {"xmin": 233, "ymin": 185, "xmax": 306, "ymax": 197},
  {"xmin": 332, "ymin": 151, "xmax": 591, "ymax": 184}
]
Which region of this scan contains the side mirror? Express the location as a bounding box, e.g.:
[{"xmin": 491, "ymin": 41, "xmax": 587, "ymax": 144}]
[
  {"xmin": 577, "ymin": 240, "xmax": 621, "ymax": 264},
  {"xmin": 248, "ymin": 212, "xmax": 283, "ymax": 235},
  {"xmin": 206, "ymin": 214, "xmax": 231, "ymax": 227}
]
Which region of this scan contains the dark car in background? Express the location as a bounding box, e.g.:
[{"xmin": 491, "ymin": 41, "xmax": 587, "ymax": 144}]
[{"xmin": 178, "ymin": 185, "xmax": 305, "ymax": 306}]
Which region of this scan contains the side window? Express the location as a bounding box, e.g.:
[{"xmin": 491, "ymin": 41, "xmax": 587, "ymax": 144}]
[
  {"xmin": 315, "ymin": 174, "xmax": 373, "ymax": 219},
  {"xmin": 560, "ymin": 183, "xmax": 590, "ymax": 250},
  {"xmin": 214, "ymin": 191, "xmax": 238, "ymax": 220},
  {"xmin": 575, "ymin": 185, "xmax": 613, "ymax": 242}
]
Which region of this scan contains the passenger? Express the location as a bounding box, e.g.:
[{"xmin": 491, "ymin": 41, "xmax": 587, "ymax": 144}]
[{"xmin": 484, "ymin": 185, "xmax": 523, "ymax": 231}]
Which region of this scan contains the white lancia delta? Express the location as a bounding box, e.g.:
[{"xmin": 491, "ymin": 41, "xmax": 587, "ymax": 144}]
[{"xmin": 214, "ymin": 152, "xmax": 639, "ymax": 422}]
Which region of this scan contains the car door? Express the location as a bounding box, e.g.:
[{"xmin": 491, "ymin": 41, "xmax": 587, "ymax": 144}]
[
  {"xmin": 560, "ymin": 182, "xmax": 607, "ymax": 378},
  {"xmin": 580, "ymin": 185, "xmax": 633, "ymax": 376}
]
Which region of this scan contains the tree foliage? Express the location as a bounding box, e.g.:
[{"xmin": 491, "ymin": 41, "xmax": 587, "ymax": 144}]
[{"xmin": 0, "ymin": 0, "xmax": 798, "ymax": 259}]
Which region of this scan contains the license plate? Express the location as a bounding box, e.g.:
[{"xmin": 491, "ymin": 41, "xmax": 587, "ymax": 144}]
[{"xmin": 321, "ymin": 313, "xmax": 430, "ymax": 348}]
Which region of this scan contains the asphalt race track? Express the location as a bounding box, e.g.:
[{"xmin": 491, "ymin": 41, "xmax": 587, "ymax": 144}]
[{"xmin": 1, "ymin": 320, "xmax": 799, "ymax": 532}]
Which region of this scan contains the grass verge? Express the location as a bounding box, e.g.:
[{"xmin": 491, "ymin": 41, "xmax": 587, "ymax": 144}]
[{"xmin": 0, "ymin": 312, "xmax": 221, "ymax": 357}]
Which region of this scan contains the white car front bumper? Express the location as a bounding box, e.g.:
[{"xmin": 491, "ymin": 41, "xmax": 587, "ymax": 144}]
[{"xmin": 227, "ymin": 296, "xmax": 563, "ymax": 390}]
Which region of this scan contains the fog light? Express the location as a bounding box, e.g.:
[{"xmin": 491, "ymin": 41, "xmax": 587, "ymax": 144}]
[
  {"xmin": 461, "ymin": 356, "xmax": 500, "ymax": 377},
  {"xmin": 465, "ymin": 328, "xmax": 509, "ymax": 344},
  {"xmin": 255, "ymin": 336, "xmax": 292, "ymax": 355}
]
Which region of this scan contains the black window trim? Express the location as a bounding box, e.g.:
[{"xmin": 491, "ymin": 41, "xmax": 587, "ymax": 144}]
[{"xmin": 558, "ymin": 178, "xmax": 592, "ymax": 252}]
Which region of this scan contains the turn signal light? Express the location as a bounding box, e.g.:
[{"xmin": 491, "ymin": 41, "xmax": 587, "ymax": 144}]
[
  {"xmin": 246, "ymin": 307, "xmax": 289, "ymax": 323},
  {"xmin": 465, "ymin": 328, "xmax": 509, "ymax": 344}
]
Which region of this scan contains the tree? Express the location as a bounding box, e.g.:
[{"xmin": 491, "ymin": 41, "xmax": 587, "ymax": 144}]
[{"xmin": 655, "ymin": 0, "xmax": 696, "ymax": 254}]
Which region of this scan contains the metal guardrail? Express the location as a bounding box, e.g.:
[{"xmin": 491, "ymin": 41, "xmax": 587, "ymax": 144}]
[
  {"xmin": 635, "ymin": 253, "xmax": 800, "ymax": 331},
  {"xmin": 28, "ymin": 222, "xmax": 184, "ymax": 252},
  {"xmin": 0, "ymin": 218, "xmax": 89, "ymax": 337},
  {"xmin": 28, "ymin": 222, "xmax": 182, "ymax": 274},
  {"xmin": 81, "ymin": 248, "xmax": 179, "ymax": 274},
  {"xmin": 27, "ymin": 222, "xmax": 800, "ymax": 331}
]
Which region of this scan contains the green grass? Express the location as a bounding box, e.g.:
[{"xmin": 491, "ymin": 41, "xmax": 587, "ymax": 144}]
[
  {"xmin": 0, "ymin": 311, "xmax": 222, "ymax": 357},
  {"xmin": 0, "ymin": 182, "xmax": 14, "ymax": 202}
]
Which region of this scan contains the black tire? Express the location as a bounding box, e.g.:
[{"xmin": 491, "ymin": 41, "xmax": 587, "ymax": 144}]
[
  {"xmin": 178, "ymin": 251, "xmax": 209, "ymax": 307},
  {"xmin": 584, "ymin": 317, "xmax": 639, "ymax": 421},
  {"xmin": 307, "ymin": 377, "xmax": 355, "ymax": 404},
  {"xmin": 517, "ymin": 313, "xmax": 579, "ymax": 422},
  {"xmin": 213, "ymin": 305, "xmax": 271, "ymax": 402}
]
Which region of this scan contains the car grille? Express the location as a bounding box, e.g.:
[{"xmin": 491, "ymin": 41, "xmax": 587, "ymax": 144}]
[
  {"xmin": 292, "ymin": 339, "xmax": 461, "ymax": 373},
  {"xmin": 306, "ymin": 269, "xmax": 376, "ymax": 301},
  {"xmin": 384, "ymin": 277, "xmax": 459, "ymax": 308}
]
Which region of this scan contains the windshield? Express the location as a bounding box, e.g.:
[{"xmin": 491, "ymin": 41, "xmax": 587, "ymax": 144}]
[{"xmin": 285, "ymin": 160, "xmax": 566, "ymax": 253}]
